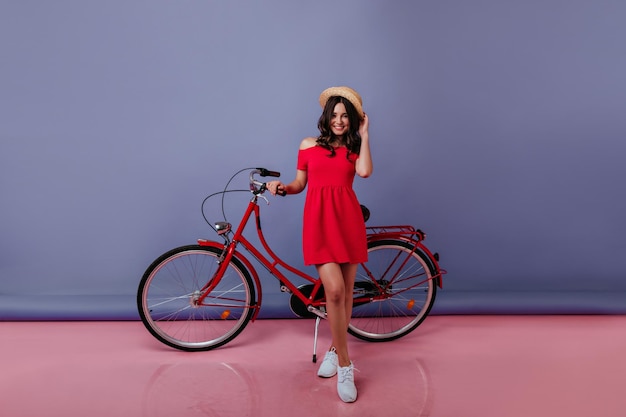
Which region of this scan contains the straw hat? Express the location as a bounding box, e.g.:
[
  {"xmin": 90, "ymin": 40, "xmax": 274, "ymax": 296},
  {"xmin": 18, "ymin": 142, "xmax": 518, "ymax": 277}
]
[{"xmin": 319, "ymin": 86, "xmax": 364, "ymax": 118}]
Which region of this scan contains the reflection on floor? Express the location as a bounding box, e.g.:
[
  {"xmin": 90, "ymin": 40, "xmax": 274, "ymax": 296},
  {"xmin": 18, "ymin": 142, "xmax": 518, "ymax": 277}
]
[{"xmin": 1, "ymin": 316, "xmax": 625, "ymax": 417}]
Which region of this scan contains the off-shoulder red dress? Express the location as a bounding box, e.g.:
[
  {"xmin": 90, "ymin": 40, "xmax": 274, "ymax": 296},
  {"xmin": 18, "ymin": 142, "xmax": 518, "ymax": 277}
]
[{"xmin": 297, "ymin": 146, "xmax": 368, "ymax": 266}]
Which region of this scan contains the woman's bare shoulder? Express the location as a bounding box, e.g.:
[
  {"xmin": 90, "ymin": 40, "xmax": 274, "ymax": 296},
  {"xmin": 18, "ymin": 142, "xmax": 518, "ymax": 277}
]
[{"xmin": 299, "ymin": 137, "xmax": 317, "ymax": 150}]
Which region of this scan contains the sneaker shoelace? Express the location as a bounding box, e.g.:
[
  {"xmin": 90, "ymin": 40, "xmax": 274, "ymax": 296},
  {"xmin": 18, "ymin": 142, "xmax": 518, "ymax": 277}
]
[{"xmin": 338, "ymin": 364, "xmax": 357, "ymax": 383}]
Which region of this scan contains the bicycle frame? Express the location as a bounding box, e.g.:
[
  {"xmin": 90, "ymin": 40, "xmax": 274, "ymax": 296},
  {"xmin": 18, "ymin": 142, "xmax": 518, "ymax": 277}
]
[
  {"xmin": 197, "ymin": 194, "xmax": 323, "ymax": 322},
  {"xmin": 196, "ymin": 191, "xmax": 445, "ymax": 323}
]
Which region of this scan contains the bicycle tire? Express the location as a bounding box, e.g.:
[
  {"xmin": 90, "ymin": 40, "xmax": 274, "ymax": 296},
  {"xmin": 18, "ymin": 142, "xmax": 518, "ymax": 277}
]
[
  {"xmin": 137, "ymin": 245, "xmax": 256, "ymax": 351},
  {"xmin": 348, "ymin": 239, "xmax": 437, "ymax": 342}
]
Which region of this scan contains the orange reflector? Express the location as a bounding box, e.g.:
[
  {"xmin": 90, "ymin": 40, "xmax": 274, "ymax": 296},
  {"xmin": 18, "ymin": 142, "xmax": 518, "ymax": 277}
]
[
  {"xmin": 407, "ymin": 300, "xmax": 415, "ymax": 310},
  {"xmin": 221, "ymin": 310, "xmax": 231, "ymax": 319}
]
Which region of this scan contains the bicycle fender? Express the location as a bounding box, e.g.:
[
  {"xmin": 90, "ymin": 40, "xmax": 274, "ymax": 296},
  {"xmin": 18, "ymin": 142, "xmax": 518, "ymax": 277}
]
[{"xmin": 197, "ymin": 239, "xmax": 263, "ymax": 321}]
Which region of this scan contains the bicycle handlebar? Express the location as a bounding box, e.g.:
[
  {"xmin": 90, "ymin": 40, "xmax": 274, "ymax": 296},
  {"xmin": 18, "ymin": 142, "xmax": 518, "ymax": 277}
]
[
  {"xmin": 257, "ymin": 168, "xmax": 281, "ymax": 178},
  {"xmin": 250, "ymin": 168, "xmax": 287, "ymax": 196}
]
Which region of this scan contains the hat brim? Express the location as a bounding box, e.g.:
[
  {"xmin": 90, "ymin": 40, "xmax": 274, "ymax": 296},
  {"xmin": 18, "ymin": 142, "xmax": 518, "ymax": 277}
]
[{"xmin": 319, "ymin": 86, "xmax": 364, "ymax": 119}]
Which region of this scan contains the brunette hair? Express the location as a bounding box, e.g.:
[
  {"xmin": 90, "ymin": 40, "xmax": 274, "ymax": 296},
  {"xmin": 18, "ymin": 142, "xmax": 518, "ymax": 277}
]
[{"xmin": 316, "ymin": 96, "xmax": 361, "ymax": 159}]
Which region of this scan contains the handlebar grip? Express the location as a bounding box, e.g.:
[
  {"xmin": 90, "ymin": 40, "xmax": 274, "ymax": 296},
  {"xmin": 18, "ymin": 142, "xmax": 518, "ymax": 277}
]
[{"xmin": 258, "ymin": 168, "xmax": 281, "ymax": 178}]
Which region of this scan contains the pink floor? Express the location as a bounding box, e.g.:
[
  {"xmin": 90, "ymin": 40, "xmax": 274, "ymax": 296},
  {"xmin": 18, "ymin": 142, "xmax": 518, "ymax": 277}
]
[{"xmin": 1, "ymin": 316, "xmax": 625, "ymax": 417}]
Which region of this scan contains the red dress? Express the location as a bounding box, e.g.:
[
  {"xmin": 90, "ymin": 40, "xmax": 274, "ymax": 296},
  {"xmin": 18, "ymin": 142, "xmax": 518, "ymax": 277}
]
[{"xmin": 297, "ymin": 146, "xmax": 368, "ymax": 265}]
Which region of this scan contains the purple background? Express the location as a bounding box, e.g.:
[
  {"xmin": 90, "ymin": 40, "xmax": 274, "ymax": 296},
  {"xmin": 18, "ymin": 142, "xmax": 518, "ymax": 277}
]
[{"xmin": 1, "ymin": 0, "xmax": 625, "ymax": 319}]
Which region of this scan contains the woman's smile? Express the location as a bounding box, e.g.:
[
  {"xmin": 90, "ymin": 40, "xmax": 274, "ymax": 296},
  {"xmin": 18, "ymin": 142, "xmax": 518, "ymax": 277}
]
[{"xmin": 330, "ymin": 102, "xmax": 350, "ymax": 136}]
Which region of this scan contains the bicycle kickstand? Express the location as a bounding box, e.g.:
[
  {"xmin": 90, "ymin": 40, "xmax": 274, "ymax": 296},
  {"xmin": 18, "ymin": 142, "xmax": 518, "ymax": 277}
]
[{"xmin": 312, "ymin": 316, "xmax": 321, "ymax": 363}]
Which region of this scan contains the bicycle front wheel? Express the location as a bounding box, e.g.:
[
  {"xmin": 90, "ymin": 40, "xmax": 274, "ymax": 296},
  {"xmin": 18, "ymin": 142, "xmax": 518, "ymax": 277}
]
[
  {"xmin": 137, "ymin": 245, "xmax": 256, "ymax": 351},
  {"xmin": 349, "ymin": 239, "xmax": 437, "ymax": 342}
]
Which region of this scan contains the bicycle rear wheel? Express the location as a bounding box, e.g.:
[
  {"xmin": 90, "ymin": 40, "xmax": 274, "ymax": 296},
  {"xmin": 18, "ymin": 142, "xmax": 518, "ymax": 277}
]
[
  {"xmin": 137, "ymin": 245, "xmax": 256, "ymax": 351},
  {"xmin": 349, "ymin": 239, "xmax": 437, "ymax": 342}
]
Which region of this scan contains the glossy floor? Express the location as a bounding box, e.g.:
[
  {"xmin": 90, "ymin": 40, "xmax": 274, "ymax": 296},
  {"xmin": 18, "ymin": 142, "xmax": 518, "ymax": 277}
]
[{"xmin": 1, "ymin": 316, "xmax": 625, "ymax": 417}]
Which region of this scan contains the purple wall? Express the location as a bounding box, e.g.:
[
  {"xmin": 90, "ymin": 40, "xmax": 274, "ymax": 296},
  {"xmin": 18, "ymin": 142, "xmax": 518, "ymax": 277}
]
[{"xmin": 1, "ymin": 0, "xmax": 625, "ymax": 319}]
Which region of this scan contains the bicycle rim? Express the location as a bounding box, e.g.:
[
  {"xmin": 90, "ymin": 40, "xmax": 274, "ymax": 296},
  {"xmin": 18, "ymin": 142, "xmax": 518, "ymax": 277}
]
[
  {"xmin": 349, "ymin": 239, "xmax": 437, "ymax": 342},
  {"xmin": 137, "ymin": 245, "xmax": 256, "ymax": 351}
]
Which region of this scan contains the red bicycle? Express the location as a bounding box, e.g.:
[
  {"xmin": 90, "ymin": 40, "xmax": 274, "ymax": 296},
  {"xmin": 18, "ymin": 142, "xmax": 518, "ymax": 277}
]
[{"xmin": 137, "ymin": 168, "xmax": 445, "ymax": 358}]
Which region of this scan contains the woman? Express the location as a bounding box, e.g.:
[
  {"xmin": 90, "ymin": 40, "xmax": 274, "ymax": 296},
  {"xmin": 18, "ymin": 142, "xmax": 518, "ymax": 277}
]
[{"xmin": 267, "ymin": 86, "xmax": 372, "ymax": 403}]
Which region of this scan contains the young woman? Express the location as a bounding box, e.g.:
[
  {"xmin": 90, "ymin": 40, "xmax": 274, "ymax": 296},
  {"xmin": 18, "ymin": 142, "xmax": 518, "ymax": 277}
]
[{"xmin": 267, "ymin": 86, "xmax": 372, "ymax": 402}]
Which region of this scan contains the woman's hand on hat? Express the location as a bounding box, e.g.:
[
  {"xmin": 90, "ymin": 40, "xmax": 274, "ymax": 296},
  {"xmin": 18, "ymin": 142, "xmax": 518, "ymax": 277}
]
[{"xmin": 359, "ymin": 112, "xmax": 369, "ymax": 137}]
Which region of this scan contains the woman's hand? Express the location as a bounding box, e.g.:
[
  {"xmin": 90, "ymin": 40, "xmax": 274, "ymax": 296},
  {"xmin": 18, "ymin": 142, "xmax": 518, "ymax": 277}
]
[
  {"xmin": 266, "ymin": 180, "xmax": 286, "ymax": 196},
  {"xmin": 358, "ymin": 112, "xmax": 369, "ymax": 137}
]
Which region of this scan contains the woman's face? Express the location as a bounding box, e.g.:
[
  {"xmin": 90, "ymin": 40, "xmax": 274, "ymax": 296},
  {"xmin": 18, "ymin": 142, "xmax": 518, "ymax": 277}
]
[{"xmin": 330, "ymin": 102, "xmax": 350, "ymax": 136}]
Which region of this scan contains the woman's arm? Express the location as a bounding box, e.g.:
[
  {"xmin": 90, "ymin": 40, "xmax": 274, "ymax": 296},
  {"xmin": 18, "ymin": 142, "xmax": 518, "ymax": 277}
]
[
  {"xmin": 355, "ymin": 113, "xmax": 373, "ymax": 178},
  {"xmin": 282, "ymin": 169, "xmax": 307, "ymax": 195},
  {"xmin": 268, "ymin": 169, "xmax": 307, "ymax": 196},
  {"xmin": 267, "ymin": 138, "xmax": 313, "ymax": 196}
]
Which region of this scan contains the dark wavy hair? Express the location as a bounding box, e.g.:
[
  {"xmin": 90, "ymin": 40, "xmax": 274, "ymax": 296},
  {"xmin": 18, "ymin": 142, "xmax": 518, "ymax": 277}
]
[{"xmin": 316, "ymin": 96, "xmax": 361, "ymax": 159}]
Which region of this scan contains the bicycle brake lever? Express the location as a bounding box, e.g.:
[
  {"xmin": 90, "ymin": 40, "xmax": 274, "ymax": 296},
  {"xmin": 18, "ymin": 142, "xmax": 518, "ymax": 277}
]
[{"xmin": 258, "ymin": 194, "xmax": 269, "ymax": 205}]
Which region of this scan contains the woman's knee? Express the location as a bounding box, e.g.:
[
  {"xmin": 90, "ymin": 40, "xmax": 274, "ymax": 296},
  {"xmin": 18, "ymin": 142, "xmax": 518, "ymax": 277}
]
[
  {"xmin": 324, "ymin": 285, "xmax": 345, "ymax": 304},
  {"xmin": 317, "ymin": 264, "xmax": 345, "ymax": 304}
]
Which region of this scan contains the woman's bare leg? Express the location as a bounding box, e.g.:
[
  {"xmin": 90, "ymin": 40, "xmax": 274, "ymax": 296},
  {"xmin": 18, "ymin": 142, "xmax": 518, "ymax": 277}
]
[
  {"xmin": 317, "ymin": 262, "xmax": 356, "ymax": 367},
  {"xmin": 340, "ymin": 263, "xmax": 357, "ymax": 330}
]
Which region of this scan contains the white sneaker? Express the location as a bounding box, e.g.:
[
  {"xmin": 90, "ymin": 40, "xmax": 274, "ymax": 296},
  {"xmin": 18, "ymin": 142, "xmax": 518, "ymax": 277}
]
[
  {"xmin": 317, "ymin": 348, "xmax": 338, "ymax": 378},
  {"xmin": 337, "ymin": 362, "xmax": 357, "ymax": 402}
]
